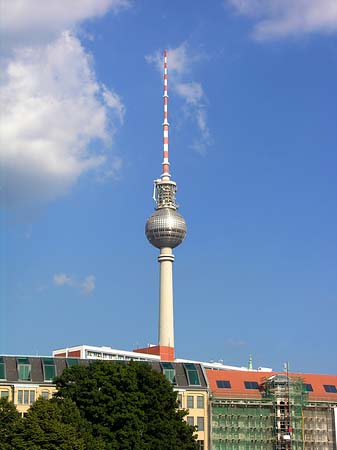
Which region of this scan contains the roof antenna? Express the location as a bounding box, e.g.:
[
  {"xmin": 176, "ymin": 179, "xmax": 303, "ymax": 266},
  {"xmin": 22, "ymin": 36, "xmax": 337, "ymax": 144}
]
[{"xmin": 248, "ymin": 354, "xmax": 253, "ymax": 370}]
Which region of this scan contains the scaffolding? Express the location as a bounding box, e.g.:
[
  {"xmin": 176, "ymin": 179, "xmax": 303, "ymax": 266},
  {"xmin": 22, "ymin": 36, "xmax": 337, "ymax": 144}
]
[
  {"xmin": 302, "ymin": 404, "xmax": 336, "ymax": 450},
  {"xmin": 211, "ymin": 375, "xmax": 309, "ymax": 450},
  {"xmin": 212, "ymin": 400, "xmax": 275, "ymax": 450},
  {"xmin": 263, "ymin": 375, "xmax": 308, "ymax": 450}
]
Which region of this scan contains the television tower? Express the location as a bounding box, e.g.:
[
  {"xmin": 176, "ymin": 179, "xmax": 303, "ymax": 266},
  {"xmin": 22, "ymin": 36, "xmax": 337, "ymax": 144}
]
[{"xmin": 145, "ymin": 50, "xmax": 187, "ymax": 361}]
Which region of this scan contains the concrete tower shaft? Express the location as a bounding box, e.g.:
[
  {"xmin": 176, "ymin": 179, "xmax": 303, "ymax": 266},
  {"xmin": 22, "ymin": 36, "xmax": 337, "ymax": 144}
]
[{"xmin": 144, "ymin": 50, "xmax": 186, "ymax": 361}]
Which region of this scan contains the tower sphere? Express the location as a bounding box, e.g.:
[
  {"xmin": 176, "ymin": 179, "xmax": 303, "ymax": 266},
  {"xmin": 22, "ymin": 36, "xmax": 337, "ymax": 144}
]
[{"xmin": 145, "ymin": 208, "xmax": 187, "ymax": 249}]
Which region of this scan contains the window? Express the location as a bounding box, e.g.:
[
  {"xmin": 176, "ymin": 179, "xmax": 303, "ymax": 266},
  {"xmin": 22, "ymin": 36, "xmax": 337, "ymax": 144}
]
[
  {"xmin": 29, "ymin": 390, "xmax": 35, "ymax": 404},
  {"xmin": 42, "ymin": 358, "xmax": 56, "ymax": 381},
  {"xmin": 161, "ymin": 362, "xmax": 176, "ymax": 384},
  {"xmin": 67, "ymin": 358, "xmax": 79, "ymax": 367},
  {"xmin": 187, "ymin": 395, "xmax": 194, "ymax": 409},
  {"xmin": 304, "ymin": 383, "xmax": 313, "ymax": 392},
  {"xmin": 23, "ymin": 390, "xmax": 29, "ymax": 404},
  {"xmin": 87, "ymin": 351, "xmax": 101, "ymax": 358},
  {"xmin": 244, "ymin": 381, "xmax": 259, "ymax": 390},
  {"xmin": 184, "ymin": 363, "xmax": 201, "ymax": 386},
  {"xmin": 216, "ymin": 380, "xmax": 231, "ymax": 389},
  {"xmin": 18, "ymin": 390, "xmax": 35, "ymax": 405},
  {"xmin": 41, "ymin": 391, "xmax": 50, "ymax": 400},
  {"xmin": 323, "ymin": 385, "xmax": 337, "ymax": 393},
  {"xmin": 187, "ymin": 416, "xmax": 194, "ymax": 426},
  {"xmin": 197, "ymin": 416, "xmax": 204, "ymax": 431},
  {"xmin": 0, "ymin": 357, "xmax": 6, "ymax": 380},
  {"xmin": 197, "ymin": 441, "xmax": 204, "ymax": 450},
  {"xmin": 17, "ymin": 357, "xmax": 31, "ymax": 381},
  {"xmin": 177, "ymin": 394, "xmax": 182, "ymax": 407},
  {"xmin": 0, "ymin": 390, "xmax": 9, "ymax": 399},
  {"xmin": 197, "ymin": 395, "xmax": 204, "ymax": 409}
]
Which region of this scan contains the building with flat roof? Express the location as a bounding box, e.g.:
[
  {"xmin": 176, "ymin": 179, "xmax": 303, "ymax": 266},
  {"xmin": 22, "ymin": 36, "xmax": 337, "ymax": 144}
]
[{"xmin": 53, "ymin": 344, "xmax": 270, "ymax": 372}]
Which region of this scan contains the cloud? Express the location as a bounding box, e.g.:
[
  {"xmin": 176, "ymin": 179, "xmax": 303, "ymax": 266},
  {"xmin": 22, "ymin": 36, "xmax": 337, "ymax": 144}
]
[
  {"xmin": 146, "ymin": 43, "xmax": 212, "ymax": 154},
  {"xmin": 225, "ymin": 0, "xmax": 337, "ymax": 40},
  {"xmin": 81, "ymin": 275, "xmax": 96, "ymax": 295},
  {"xmin": 145, "ymin": 43, "xmax": 193, "ymax": 76},
  {"xmin": 53, "ymin": 272, "xmax": 95, "ymax": 295},
  {"xmin": 0, "ymin": 0, "xmax": 131, "ymax": 46},
  {"xmin": 53, "ymin": 273, "xmax": 72, "ymax": 286},
  {"xmin": 0, "ymin": 1, "xmax": 129, "ymax": 210},
  {"xmin": 174, "ymin": 82, "xmax": 204, "ymax": 105},
  {"xmin": 0, "ymin": 32, "xmax": 123, "ymax": 208}
]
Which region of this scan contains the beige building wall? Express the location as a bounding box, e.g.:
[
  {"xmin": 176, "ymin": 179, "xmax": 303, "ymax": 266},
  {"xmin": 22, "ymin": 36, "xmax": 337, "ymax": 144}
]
[
  {"xmin": 0, "ymin": 384, "xmax": 56, "ymax": 416},
  {"xmin": 176, "ymin": 389, "xmax": 209, "ymax": 450}
]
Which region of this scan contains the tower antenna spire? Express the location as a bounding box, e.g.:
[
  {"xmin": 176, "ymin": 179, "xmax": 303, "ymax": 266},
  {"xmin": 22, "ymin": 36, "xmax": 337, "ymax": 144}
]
[{"xmin": 162, "ymin": 49, "xmax": 170, "ymax": 180}]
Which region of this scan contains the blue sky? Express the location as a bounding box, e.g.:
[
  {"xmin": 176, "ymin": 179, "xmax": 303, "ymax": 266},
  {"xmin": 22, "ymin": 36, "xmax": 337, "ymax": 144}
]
[{"xmin": 1, "ymin": 0, "xmax": 336, "ymax": 374}]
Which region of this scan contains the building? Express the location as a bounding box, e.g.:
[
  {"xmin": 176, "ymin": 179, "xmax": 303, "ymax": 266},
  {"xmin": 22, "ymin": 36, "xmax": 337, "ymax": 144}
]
[
  {"xmin": 53, "ymin": 344, "xmax": 264, "ymax": 371},
  {"xmin": 0, "ymin": 355, "xmax": 87, "ymax": 416},
  {"xmin": 52, "ymin": 344, "xmax": 161, "ymax": 362},
  {"xmin": 0, "ymin": 355, "xmax": 209, "ymax": 449},
  {"xmin": 2, "ymin": 353, "xmax": 337, "ymax": 449},
  {"xmin": 207, "ymin": 368, "xmax": 337, "ymax": 450}
]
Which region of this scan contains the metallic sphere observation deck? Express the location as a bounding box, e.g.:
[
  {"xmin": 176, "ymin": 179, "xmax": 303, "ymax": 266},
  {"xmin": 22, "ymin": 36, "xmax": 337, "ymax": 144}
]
[{"xmin": 145, "ymin": 207, "xmax": 187, "ymax": 249}]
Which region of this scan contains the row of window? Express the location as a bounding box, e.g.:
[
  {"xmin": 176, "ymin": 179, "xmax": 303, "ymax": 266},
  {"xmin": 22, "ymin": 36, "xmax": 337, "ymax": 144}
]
[
  {"xmin": 0, "ymin": 357, "xmax": 79, "ymax": 382},
  {"xmin": 0, "ymin": 389, "xmax": 51, "ymax": 404},
  {"xmin": 187, "ymin": 416, "xmax": 205, "ymax": 431},
  {"xmin": 215, "ymin": 380, "xmax": 337, "ymax": 394},
  {"xmin": 177, "ymin": 394, "xmax": 205, "ymax": 409},
  {"xmin": 18, "ymin": 390, "xmax": 35, "ymax": 405},
  {"xmin": 216, "ymin": 381, "xmax": 259, "ymax": 390},
  {"xmin": 161, "ymin": 362, "xmax": 201, "ymax": 386}
]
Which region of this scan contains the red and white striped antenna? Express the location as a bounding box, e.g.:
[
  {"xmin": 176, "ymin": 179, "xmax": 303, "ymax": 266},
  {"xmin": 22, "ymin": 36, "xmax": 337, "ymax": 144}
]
[{"xmin": 161, "ymin": 50, "xmax": 170, "ymax": 180}]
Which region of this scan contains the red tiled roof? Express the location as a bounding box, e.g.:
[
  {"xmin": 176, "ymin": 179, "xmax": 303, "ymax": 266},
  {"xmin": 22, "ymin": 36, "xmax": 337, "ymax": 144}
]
[{"xmin": 206, "ymin": 369, "xmax": 337, "ymax": 402}]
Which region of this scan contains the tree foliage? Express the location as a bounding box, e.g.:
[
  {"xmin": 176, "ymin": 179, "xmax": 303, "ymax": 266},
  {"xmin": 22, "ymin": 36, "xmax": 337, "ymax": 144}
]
[
  {"xmin": 10, "ymin": 397, "xmax": 100, "ymax": 450},
  {"xmin": 55, "ymin": 361, "xmax": 198, "ymax": 450},
  {"xmin": 0, "ymin": 397, "xmax": 21, "ymax": 450}
]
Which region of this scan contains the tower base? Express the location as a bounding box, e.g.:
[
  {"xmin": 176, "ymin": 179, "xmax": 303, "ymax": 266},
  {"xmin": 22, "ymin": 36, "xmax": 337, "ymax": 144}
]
[{"xmin": 133, "ymin": 345, "xmax": 174, "ymax": 361}]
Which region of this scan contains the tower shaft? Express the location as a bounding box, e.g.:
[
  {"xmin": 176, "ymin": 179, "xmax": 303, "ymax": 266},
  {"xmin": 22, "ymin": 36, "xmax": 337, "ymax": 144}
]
[{"xmin": 158, "ymin": 247, "xmax": 175, "ymax": 348}]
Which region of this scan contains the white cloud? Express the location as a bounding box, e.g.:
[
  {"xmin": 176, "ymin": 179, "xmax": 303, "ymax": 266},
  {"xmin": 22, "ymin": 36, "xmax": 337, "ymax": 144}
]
[
  {"xmin": 0, "ymin": 0, "xmax": 129, "ymax": 210},
  {"xmin": 53, "ymin": 273, "xmax": 72, "ymax": 286},
  {"xmin": 81, "ymin": 275, "xmax": 96, "ymax": 295},
  {"xmin": 174, "ymin": 82, "xmax": 204, "ymax": 106},
  {"xmin": 0, "ymin": 0, "xmax": 130, "ymax": 46},
  {"xmin": 53, "ymin": 272, "xmax": 95, "ymax": 295},
  {"xmin": 145, "ymin": 44, "xmax": 190, "ymax": 76},
  {"xmin": 146, "ymin": 43, "xmax": 212, "ymax": 154},
  {"xmin": 0, "ymin": 32, "xmax": 123, "ymax": 208},
  {"xmin": 102, "ymin": 86, "xmax": 125, "ymax": 123},
  {"xmin": 226, "ymin": 0, "xmax": 337, "ymax": 40}
]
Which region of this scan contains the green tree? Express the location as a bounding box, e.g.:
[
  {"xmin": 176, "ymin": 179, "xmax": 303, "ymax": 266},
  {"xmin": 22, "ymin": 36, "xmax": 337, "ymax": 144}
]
[
  {"xmin": 55, "ymin": 361, "xmax": 198, "ymax": 450},
  {"xmin": 0, "ymin": 397, "xmax": 21, "ymax": 450},
  {"xmin": 11, "ymin": 397, "xmax": 103, "ymax": 450}
]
